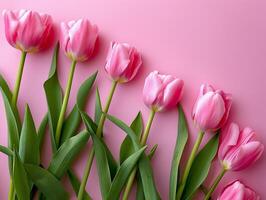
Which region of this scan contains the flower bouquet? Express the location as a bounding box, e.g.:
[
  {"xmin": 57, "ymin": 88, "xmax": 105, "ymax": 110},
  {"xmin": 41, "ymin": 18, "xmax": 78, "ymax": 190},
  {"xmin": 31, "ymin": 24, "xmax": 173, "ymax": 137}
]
[{"xmin": 0, "ymin": 9, "xmax": 264, "ymax": 200}]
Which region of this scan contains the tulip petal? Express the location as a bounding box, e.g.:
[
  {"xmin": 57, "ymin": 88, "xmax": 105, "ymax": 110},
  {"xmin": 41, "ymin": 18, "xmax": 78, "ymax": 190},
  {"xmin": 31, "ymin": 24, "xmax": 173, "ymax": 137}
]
[
  {"xmin": 219, "ymin": 123, "xmax": 240, "ymax": 160},
  {"xmin": 219, "ymin": 181, "xmax": 245, "ymax": 200},
  {"xmin": 143, "ymin": 71, "xmax": 162, "ymax": 108},
  {"xmin": 230, "ymin": 141, "xmax": 264, "ymax": 171},
  {"xmin": 162, "ymin": 79, "xmax": 184, "ymax": 110}
]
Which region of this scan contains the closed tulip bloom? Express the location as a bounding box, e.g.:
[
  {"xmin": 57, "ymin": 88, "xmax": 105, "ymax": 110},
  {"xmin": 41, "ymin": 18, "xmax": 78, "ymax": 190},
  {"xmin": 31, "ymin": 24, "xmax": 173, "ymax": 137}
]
[
  {"xmin": 105, "ymin": 42, "xmax": 142, "ymax": 83},
  {"xmin": 3, "ymin": 9, "xmax": 53, "ymax": 53},
  {"xmin": 192, "ymin": 84, "xmax": 232, "ymax": 132},
  {"xmin": 218, "ymin": 181, "xmax": 260, "ymax": 200},
  {"xmin": 218, "ymin": 123, "xmax": 264, "ymax": 171},
  {"xmin": 60, "ymin": 19, "xmax": 98, "ymax": 62},
  {"xmin": 143, "ymin": 71, "xmax": 184, "ymax": 112}
]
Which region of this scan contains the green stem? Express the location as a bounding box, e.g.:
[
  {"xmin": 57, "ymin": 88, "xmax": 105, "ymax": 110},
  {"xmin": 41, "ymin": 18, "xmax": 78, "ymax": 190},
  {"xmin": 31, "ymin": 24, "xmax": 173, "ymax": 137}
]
[
  {"xmin": 77, "ymin": 81, "xmax": 118, "ymax": 200},
  {"xmin": 12, "ymin": 51, "xmax": 27, "ymax": 106},
  {"xmin": 55, "ymin": 60, "xmax": 77, "ymax": 146},
  {"xmin": 204, "ymin": 167, "xmax": 227, "ymax": 200},
  {"xmin": 8, "ymin": 180, "xmax": 15, "ymax": 200},
  {"xmin": 176, "ymin": 131, "xmax": 205, "ymax": 200},
  {"xmin": 122, "ymin": 109, "xmax": 156, "ymax": 200},
  {"xmin": 9, "ymin": 51, "xmax": 27, "ymax": 200}
]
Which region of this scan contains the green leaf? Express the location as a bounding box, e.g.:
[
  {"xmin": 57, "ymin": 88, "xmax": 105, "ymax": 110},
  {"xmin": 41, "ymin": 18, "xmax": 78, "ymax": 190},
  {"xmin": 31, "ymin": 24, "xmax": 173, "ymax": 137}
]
[
  {"xmin": 136, "ymin": 171, "xmax": 145, "ymax": 200},
  {"xmin": 169, "ymin": 105, "xmax": 188, "ymax": 200},
  {"xmin": 38, "ymin": 113, "xmax": 48, "ymax": 152},
  {"xmin": 44, "ymin": 43, "xmax": 62, "ymax": 152},
  {"xmin": 81, "ymin": 112, "xmax": 111, "ymax": 199},
  {"xmin": 106, "ymin": 114, "xmax": 160, "ymax": 200},
  {"xmin": 120, "ymin": 112, "xmax": 143, "ymax": 164},
  {"xmin": 48, "ymin": 130, "xmax": 90, "ymax": 179},
  {"xmin": 13, "ymin": 151, "xmax": 30, "ymax": 200},
  {"xmin": 137, "ymin": 144, "xmax": 158, "ymax": 199},
  {"xmin": 19, "ymin": 105, "xmax": 40, "ymax": 165},
  {"xmin": 81, "ymin": 111, "xmax": 118, "ymax": 179},
  {"xmin": 60, "ymin": 71, "xmax": 98, "ymax": 144},
  {"xmin": 182, "ymin": 134, "xmax": 219, "ymax": 200},
  {"xmin": 106, "ymin": 114, "xmax": 140, "ymax": 149},
  {"xmin": 67, "ymin": 169, "xmax": 92, "ymax": 200},
  {"xmin": 25, "ymin": 164, "xmax": 69, "ymax": 200},
  {"xmin": 107, "ymin": 146, "xmax": 147, "ymax": 200},
  {"xmin": 0, "ymin": 74, "xmax": 21, "ymax": 126},
  {"xmin": 94, "ymin": 88, "xmax": 102, "ymax": 125},
  {"xmin": 0, "ymin": 88, "xmax": 20, "ymax": 150},
  {"xmin": 0, "ymin": 145, "xmax": 13, "ymax": 157}
]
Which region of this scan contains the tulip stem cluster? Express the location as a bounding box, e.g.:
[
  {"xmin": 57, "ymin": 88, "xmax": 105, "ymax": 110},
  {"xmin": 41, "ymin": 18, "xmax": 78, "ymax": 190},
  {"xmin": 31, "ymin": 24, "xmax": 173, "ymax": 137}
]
[
  {"xmin": 78, "ymin": 80, "xmax": 118, "ymax": 200},
  {"xmin": 12, "ymin": 51, "xmax": 27, "ymax": 106},
  {"xmin": 122, "ymin": 109, "xmax": 156, "ymax": 200},
  {"xmin": 204, "ymin": 167, "xmax": 227, "ymax": 200},
  {"xmin": 55, "ymin": 60, "xmax": 77, "ymax": 146},
  {"xmin": 176, "ymin": 130, "xmax": 205, "ymax": 200}
]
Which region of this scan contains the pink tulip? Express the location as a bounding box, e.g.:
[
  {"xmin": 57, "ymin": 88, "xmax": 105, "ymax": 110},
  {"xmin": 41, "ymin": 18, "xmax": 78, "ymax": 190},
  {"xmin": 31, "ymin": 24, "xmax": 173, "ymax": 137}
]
[
  {"xmin": 192, "ymin": 84, "xmax": 232, "ymax": 131},
  {"xmin": 143, "ymin": 71, "xmax": 184, "ymax": 111},
  {"xmin": 3, "ymin": 9, "xmax": 53, "ymax": 53},
  {"xmin": 105, "ymin": 42, "xmax": 142, "ymax": 83},
  {"xmin": 218, "ymin": 123, "xmax": 264, "ymax": 171},
  {"xmin": 60, "ymin": 19, "xmax": 98, "ymax": 62},
  {"xmin": 218, "ymin": 181, "xmax": 260, "ymax": 200}
]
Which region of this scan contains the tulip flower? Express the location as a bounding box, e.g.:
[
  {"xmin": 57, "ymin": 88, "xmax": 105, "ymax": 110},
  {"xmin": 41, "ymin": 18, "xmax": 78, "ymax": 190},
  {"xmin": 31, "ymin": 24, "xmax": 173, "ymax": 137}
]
[
  {"xmin": 60, "ymin": 19, "xmax": 98, "ymax": 62},
  {"xmin": 204, "ymin": 123, "xmax": 263, "ymax": 200},
  {"xmin": 3, "ymin": 9, "xmax": 53, "ymax": 53},
  {"xmin": 177, "ymin": 84, "xmax": 232, "ymax": 200},
  {"xmin": 78, "ymin": 42, "xmax": 142, "ymax": 200},
  {"xmin": 218, "ymin": 181, "xmax": 260, "ymax": 200},
  {"xmin": 142, "ymin": 71, "xmax": 184, "ymax": 112},
  {"xmin": 55, "ymin": 19, "xmax": 98, "ymax": 147},
  {"xmin": 3, "ymin": 9, "xmax": 54, "ymax": 105},
  {"xmin": 122, "ymin": 71, "xmax": 184, "ymax": 199},
  {"xmin": 219, "ymin": 123, "xmax": 264, "ymax": 171},
  {"xmin": 192, "ymin": 84, "xmax": 232, "ymax": 132},
  {"xmin": 105, "ymin": 42, "xmax": 142, "ymax": 83}
]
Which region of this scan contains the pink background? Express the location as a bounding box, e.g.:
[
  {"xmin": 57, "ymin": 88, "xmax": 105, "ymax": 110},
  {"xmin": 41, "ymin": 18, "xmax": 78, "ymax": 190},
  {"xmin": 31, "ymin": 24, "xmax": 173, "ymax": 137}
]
[{"xmin": 0, "ymin": 0, "xmax": 265, "ymax": 199}]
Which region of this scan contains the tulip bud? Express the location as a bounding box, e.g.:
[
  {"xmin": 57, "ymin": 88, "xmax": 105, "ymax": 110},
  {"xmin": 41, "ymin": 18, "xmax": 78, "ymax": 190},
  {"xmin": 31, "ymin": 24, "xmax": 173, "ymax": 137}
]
[
  {"xmin": 143, "ymin": 71, "xmax": 184, "ymax": 112},
  {"xmin": 192, "ymin": 84, "xmax": 232, "ymax": 131},
  {"xmin": 60, "ymin": 19, "xmax": 98, "ymax": 62},
  {"xmin": 3, "ymin": 9, "xmax": 54, "ymax": 53},
  {"xmin": 105, "ymin": 42, "xmax": 142, "ymax": 83},
  {"xmin": 218, "ymin": 181, "xmax": 260, "ymax": 200},
  {"xmin": 218, "ymin": 123, "xmax": 264, "ymax": 171}
]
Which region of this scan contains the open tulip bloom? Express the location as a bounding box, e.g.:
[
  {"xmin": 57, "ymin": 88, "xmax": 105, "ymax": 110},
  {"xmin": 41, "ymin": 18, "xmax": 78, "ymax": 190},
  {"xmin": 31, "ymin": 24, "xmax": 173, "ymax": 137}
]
[{"xmin": 0, "ymin": 9, "xmax": 264, "ymax": 200}]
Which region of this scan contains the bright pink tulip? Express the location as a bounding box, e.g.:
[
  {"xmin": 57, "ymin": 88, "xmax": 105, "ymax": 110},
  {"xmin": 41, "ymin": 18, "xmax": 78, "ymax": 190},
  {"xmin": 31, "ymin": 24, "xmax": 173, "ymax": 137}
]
[
  {"xmin": 192, "ymin": 84, "xmax": 232, "ymax": 131},
  {"xmin": 218, "ymin": 181, "xmax": 260, "ymax": 200},
  {"xmin": 3, "ymin": 9, "xmax": 53, "ymax": 53},
  {"xmin": 105, "ymin": 42, "xmax": 142, "ymax": 83},
  {"xmin": 143, "ymin": 71, "xmax": 184, "ymax": 111},
  {"xmin": 60, "ymin": 19, "xmax": 98, "ymax": 62},
  {"xmin": 218, "ymin": 123, "xmax": 264, "ymax": 171}
]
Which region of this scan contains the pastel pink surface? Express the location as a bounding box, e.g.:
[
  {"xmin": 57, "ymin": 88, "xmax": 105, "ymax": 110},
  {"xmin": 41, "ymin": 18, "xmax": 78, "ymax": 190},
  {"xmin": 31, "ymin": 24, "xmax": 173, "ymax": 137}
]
[{"xmin": 0, "ymin": 0, "xmax": 265, "ymax": 199}]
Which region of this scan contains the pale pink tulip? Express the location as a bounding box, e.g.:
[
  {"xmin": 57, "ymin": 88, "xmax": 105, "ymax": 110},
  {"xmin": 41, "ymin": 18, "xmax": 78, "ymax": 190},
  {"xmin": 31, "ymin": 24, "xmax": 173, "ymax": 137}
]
[
  {"xmin": 218, "ymin": 181, "xmax": 260, "ymax": 200},
  {"xmin": 105, "ymin": 42, "xmax": 142, "ymax": 83},
  {"xmin": 60, "ymin": 19, "xmax": 98, "ymax": 62},
  {"xmin": 218, "ymin": 122, "xmax": 264, "ymax": 171},
  {"xmin": 143, "ymin": 71, "xmax": 184, "ymax": 111},
  {"xmin": 3, "ymin": 9, "xmax": 53, "ymax": 53},
  {"xmin": 192, "ymin": 84, "xmax": 232, "ymax": 131}
]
